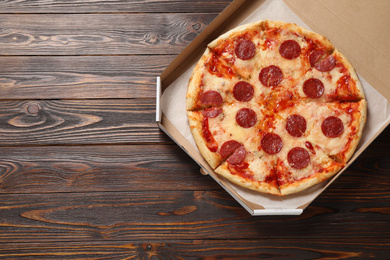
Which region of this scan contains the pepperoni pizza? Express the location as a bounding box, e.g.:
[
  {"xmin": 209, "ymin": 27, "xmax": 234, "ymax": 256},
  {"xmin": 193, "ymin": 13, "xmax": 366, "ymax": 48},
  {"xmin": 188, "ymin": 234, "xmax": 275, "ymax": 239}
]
[{"xmin": 186, "ymin": 20, "xmax": 367, "ymax": 196}]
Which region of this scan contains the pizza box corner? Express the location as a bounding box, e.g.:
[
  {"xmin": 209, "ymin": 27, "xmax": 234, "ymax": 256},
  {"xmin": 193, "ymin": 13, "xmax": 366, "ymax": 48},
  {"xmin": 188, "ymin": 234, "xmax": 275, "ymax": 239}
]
[{"xmin": 155, "ymin": 0, "xmax": 390, "ymax": 216}]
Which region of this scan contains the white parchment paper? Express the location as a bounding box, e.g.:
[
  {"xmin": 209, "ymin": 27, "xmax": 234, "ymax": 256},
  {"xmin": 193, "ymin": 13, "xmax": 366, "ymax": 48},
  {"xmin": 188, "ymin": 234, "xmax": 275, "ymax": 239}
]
[{"xmin": 161, "ymin": 0, "xmax": 390, "ymax": 210}]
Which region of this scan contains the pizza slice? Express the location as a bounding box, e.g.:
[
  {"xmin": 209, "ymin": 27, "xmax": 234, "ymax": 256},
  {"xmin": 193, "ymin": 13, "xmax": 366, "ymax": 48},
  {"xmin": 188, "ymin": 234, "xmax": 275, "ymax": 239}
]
[
  {"xmin": 207, "ymin": 21, "xmax": 264, "ymax": 81},
  {"xmin": 295, "ymin": 49, "xmax": 365, "ymax": 102},
  {"xmin": 213, "ymin": 113, "xmax": 283, "ymax": 195},
  {"xmin": 277, "ymin": 100, "xmax": 367, "ymax": 164},
  {"xmin": 305, "ymin": 100, "xmax": 367, "ymax": 163},
  {"xmin": 248, "ymin": 20, "xmax": 338, "ymax": 111},
  {"xmin": 187, "ymin": 102, "xmax": 265, "ymax": 169},
  {"xmin": 257, "ymin": 111, "xmax": 344, "ymax": 196},
  {"xmin": 186, "ymin": 48, "xmax": 237, "ymax": 111},
  {"xmin": 214, "ymin": 133, "xmax": 280, "ymax": 195},
  {"xmin": 213, "ymin": 108, "xmax": 345, "ymax": 196},
  {"xmin": 257, "ymin": 20, "xmax": 325, "ymax": 85},
  {"xmin": 186, "ymin": 48, "xmax": 264, "ymax": 111},
  {"xmin": 274, "ymin": 138, "xmax": 344, "ymax": 196}
]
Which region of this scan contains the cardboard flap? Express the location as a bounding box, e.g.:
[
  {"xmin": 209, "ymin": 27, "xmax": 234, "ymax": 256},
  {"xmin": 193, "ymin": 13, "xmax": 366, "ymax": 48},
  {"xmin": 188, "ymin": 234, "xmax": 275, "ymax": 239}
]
[{"xmin": 284, "ymin": 0, "xmax": 390, "ymax": 101}]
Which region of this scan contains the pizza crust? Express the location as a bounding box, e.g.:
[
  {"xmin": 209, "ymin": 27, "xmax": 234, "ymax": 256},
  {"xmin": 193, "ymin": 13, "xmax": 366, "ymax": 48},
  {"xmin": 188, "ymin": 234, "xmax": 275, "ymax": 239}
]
[
  {"xmin": 215, "ymin": 160, "xmax": 281, "ymax": 196},
  {"xmin": 187, "ymin": 111, "xmax": 223, "ymax": 169},
  {"xmin": 186, "ymin": 48, "xmax": 212, "ymax": 111},
  {"xmin": 279, "ymin": 162, "xmax": 343, "ymax": 196},
  {"xmin": 264, "ymin": 20, "xmax": 334, "ymax": 51},
  {"xmin": 337, "ymin": 99, "xmax": 367, "ymax": 163},
  {"xmin": 207, "ymin": 21, "xmax": 264, "ymax": 50},
  {"xmin": 333, "ymin": 48, "xmax": 366, "ymax": 100}
]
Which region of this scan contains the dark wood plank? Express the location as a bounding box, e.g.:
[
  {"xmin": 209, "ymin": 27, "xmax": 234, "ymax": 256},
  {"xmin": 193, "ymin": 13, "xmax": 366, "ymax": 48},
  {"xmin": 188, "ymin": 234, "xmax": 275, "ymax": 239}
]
[
  {"xmin": 0, "ymin": 13, "xmax": 217, "ymax": 55},
  {"xmin": 0, "ymin": 55, "xmax": 174, "ymax": 99},
  {"xmin": 0, "ymin": 144, "xmax": 218, "ymax": 193},
  {"xmin": 0, "ymin": 0, "xmax": 232, "ymax": 13},
  {"xmin": 0, "ymin": 136, "xmax": 389, "ymax": 194},
  {"xmin": 0, "ymin": 190, "xmax": 389, "ymax": 243},
  {"xmin": 1, "ymin": 238, "xmax": 389, "ymax": 259},
  {"xmin": 0, "ymin": 135, "xmax": 388, "ymax": 194},
  {"xmin": 0, "ymin": 99, "xmax": 170, "ymax": 145}
]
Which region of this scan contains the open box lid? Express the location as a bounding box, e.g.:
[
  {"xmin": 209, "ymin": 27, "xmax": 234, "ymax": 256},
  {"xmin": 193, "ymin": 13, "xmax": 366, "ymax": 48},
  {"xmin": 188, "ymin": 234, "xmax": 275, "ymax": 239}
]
[{"xmin": 156, "ymin": 0, "xmax": 390, "ymax": 215}]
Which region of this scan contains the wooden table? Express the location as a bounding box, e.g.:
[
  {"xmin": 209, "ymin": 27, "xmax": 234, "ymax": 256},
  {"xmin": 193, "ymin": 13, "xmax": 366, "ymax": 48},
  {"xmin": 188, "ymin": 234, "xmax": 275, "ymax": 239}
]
[{"xmin": 0, "ymin": 1, "xmax": 389, "ymax": 258}]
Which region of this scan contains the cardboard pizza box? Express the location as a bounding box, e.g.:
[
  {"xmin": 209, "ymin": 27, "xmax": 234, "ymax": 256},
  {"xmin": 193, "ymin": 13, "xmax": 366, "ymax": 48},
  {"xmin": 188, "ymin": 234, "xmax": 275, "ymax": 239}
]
[{"xmin": 156, "ymin": 0, "xmax": 390, "ymax": 215}]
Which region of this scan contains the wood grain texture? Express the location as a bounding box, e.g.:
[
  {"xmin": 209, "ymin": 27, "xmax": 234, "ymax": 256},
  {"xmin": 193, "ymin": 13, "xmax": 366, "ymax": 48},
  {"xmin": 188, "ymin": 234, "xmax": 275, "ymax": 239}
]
[
  {"xmin": 0, "ymin": 144, "xmax": 218, "ymax": 193},
  {"xmin": 0, "ymin": 55, "xmax": 174, "ymax": 99},
  {"xmin": 0, "ymin": 99, "xmax": 169, "ymax": 145},
  {"xmin": 0, "ymin": 0, "xmax": 232, "ymax": 13},
  {"xmin": 0, "ymin": 13, "xmax": 216, "ymax": 55},
  {"xmin": 0, "ymin": 0, "xmax": 389, "ymax": 258},
  {"xmin": 0, "ymin": 139, "xmax": 389, "ymax": 194},
  {"xmin": 1, "ymin": 238, "xmax": 389, "ymax": 259},
  {"xmin": 0, "ymin": 190, "xmax": 389, "ymax": 243}
]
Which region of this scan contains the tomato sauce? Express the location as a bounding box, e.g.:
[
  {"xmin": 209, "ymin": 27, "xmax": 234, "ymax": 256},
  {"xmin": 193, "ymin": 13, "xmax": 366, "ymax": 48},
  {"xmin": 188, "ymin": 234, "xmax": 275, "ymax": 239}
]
[
  {"xmin": 264, "ymin": 169, "xmax": 278, "ymax": 185},
  {"xmin": 206, "ymin": 54, "xmax": 234, "ymax": 78},
  {"xmin": 229, "ymin": 162, "xmax": 255, "ymax": 182},
  {"xmin": 202, "ymin": 117, "xmax": 218, "ymax": 152},
  {"xmin": 305, "ymin": 141, "xmax": 316, "ymax": 155},
  {"xmin": 263, "ymin": 38, "xmax": 277, "ymax": 50}
]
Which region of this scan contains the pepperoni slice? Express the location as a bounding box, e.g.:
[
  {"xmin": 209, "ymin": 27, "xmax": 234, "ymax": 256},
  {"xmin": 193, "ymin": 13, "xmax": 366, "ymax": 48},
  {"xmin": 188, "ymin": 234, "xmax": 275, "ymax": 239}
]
[
  {"xmin": 227, "ymin": 146, "xmax": 246, "ymax": 165},
  {"xmin": 316, "ymin": 55, "xmax": 336, "ymax": 72},
  {"xmin": 220, "ymin": 140, "xmax": 242, "ymax": 158},
  {"xmin": 200, "ymin": 90, "xmax": 223, "ymax": 106},
  {"xmin": 303, "ymin": 78, "xmax": 325, "ymax": 99},
  {"xmin": 259, "ymin": 65, "xmax": 283, "ymax": 87},
  {"xmin": 236, "ymin": 108, "xmax": 257, "ymax": 128},
  {"xmin": 279, "ymin": 40, "xmax": 301, "ymax": 60},
  {"xmin": 310, "ymin": 49, "xmax": 336, "ymax": 72},
  {"xmin": 201, "ymin": 108, "xmax": 222, "ymax": 118},
  {"xmin": 261, "ymin": 133, "xmax": 283, "ymax": 155},
  {"xmin": 309, "ymin": 49, "xmax": 324, "ymax": 67},
  {"xmin": 233, "ymin": 81, "xmax": 254, "ymax": 102},
  {"xmin": 235, "ymin": 39, "xmax": 256, "ymax": 60},
  {"xmin": 287, "ymin": 147, "xmax": 310, "ymax": 169},
  {"xmin": 286, "ymin": 114, "xmax": 307, "ymax": 137},
  {"xmin": 321, "ymin": 116, "xmax": 344, "ymax": 138}
]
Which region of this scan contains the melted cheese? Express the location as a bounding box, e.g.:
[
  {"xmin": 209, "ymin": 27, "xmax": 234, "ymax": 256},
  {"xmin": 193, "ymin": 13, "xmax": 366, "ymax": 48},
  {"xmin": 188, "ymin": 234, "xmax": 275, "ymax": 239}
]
[
  {"xmin": 208, "ymin": 102, "xmax": 264, "ymax": 147},
  {"xmin": 277, "ymin": 101, "xmax": 354, "ymax": 158}
]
